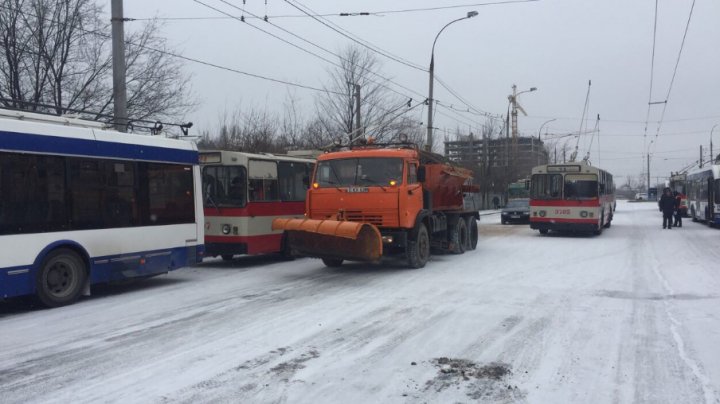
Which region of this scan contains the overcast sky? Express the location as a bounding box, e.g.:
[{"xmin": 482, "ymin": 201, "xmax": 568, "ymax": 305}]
[{"xmin": 121, "ymin": 0, "xmax": 719, "ymax": 183}]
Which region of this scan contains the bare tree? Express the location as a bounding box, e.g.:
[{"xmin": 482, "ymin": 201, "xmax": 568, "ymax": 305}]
[
  {"xmin": 0, "ymin": 0, "xmax": 194, "ymax": 125},
  {"xmin": 315, "ymin": 45, "xmax": 420, "ymax": 144}
]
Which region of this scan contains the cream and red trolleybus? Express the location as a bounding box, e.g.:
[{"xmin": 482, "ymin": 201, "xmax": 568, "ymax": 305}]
[
  {"xmin": 529, "ymin": 161, "xmax": 615, "ymax": 235},
  {"xmin": 200, "ymin": 151, "xmax": 314, "ymax": 260}
]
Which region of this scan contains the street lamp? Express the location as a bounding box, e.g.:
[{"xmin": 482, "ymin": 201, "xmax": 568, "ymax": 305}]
[
  {"xmin": 426, "ymin": 11, "xmax": 478, "ymax": 152},
  {"xmin": 537, "ymin": 118, "xmax": 556, "ymax": 165},
  {"xmin": 537, "ymin": 118, "xmax": 557, "ymax": 140}
]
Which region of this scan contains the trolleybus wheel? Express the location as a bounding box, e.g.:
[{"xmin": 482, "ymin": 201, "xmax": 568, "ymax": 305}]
[{"xmin": 36, "ymin": 248, "xmax": 86, "ymax": 308}]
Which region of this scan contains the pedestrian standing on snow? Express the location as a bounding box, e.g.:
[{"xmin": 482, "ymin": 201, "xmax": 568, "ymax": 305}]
[
  {"xmin": 673, "ymin": 191, "xmax": 683, "ymax": 227},
  {"xmin": 658, "ymin": 188, "xmax": 675, "ymax": 229}
]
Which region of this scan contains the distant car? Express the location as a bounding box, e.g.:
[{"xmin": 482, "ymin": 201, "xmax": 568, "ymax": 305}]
[
  {"xmin": 501, "ymin": 198, "xmax": 530, "ymax": 224},
  {"xmin": 635, "ymin": 192, "xmax": 648, "ymax": 200}
]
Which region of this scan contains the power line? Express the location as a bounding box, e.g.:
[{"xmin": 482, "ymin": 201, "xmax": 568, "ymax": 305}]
[
  {"xmin": 195, "ymin": 0, "xmax": 493, "ymax": 131},
  {"xmin": 128, "ymin": 1, "xmax": 540, "ymax": 21},
  {"xmin": 370, "ymin": 0, "xmax": 540, "ymax": 15},
  {"xmin": 285, "ymin": 0, "xmax": 498, "ymax": 121},
  {"xmin": 648, "ymin": 0, "xmax": 697, "ymax": 158},
  {"xmin": 284, "ymin": 0, "xmax": 427, "ymax": 72},
  {"xmin": 0, "ymin": 3, "xmax": 341, "ymax": 96}
]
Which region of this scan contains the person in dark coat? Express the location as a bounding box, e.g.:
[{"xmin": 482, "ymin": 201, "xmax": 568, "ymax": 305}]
[
  {"xmin": 658, "ymin": 188, "xmax": 676, "ymax": 229},
  {"xmin": 673, "ymin": 191, "xmax": 683, "ymax": 227}
]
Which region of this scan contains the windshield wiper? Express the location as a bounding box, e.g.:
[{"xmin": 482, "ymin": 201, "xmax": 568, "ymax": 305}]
[
  {"xmin": 205, "ymin": 193, "xmax": 221, "ymax": 213},
  {"xmin": 360, "ymin": 177, "xmax": 387, "ymax": 191}
]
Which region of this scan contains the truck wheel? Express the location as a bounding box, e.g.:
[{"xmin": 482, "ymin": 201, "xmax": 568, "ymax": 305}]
[
  {"xmin": 36, "ymin": 248, "xmax": 86, "ymax": 308},
  {"xmin": 465, "ymin": 217, "xmax": 478, "ymax": 250},
  {"xmin": 407, "ymin": 223, "xmax": 430, "ymax": 269},
  {"xmin": 221, "ymin": 254, "xmax": 234, "ymax": 261},
  {"xmin": 449, "ymin": 218, "xmax": 467, "ymax": 254},
  {"xmin": 539, "ymin": 229, "xmax": 549, "ymax": 234},
  {"xmin": 322, "ymin": 258, "xmax": 344, "ymax": 267}
]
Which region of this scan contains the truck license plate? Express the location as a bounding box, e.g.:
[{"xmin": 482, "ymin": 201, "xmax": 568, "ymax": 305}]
[{"xmin": 347, "ymin": 187, "xmax": 369, "ymax": 193}]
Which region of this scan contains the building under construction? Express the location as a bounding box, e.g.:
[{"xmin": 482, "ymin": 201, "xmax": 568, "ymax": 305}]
[{"xmin": 444, "ymin": 135, "xmax": 549, "ymax": 208}]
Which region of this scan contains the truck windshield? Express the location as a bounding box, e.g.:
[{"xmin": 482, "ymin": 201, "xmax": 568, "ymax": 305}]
[
  {"xmin": 564, "ymin": 174, "xmax": 598, "ymax": 200},
  {"xmin": 315, "ymin": 158, "xmax": 403, "ymax": 187}
]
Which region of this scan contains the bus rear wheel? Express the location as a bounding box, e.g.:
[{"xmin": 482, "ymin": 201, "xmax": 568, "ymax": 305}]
[{"xmin": 36, "ymin": 249, "xmax": 86, "ymax": 308}]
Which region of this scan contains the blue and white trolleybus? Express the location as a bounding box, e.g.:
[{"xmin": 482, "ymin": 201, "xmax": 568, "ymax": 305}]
[{"xmin": 0, "ymin": 109, "xmax": 204, "ymax": 307}]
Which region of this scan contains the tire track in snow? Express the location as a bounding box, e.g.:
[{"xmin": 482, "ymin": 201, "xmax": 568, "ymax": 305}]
[{"xmin": 649, "ymin": 252, "xmax": 718, "ymax": 404}]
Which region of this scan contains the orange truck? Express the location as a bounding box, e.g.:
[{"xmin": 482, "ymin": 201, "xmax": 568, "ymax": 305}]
[{"xmin": 272, "ymin": 141, "xmax": 480, "ymax": 268}]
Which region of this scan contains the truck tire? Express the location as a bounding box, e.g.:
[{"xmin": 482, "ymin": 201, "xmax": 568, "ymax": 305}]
[
  {"xmin": 449, "ymin": 218, "xmax": 468, "ymax": 254},
  {"xmin": 36, "ymin": 248, "xmax": 87, "ymax": 308},
  {"xmin": 406, "ymin": 223, "xmax": 429, "ymax": 269},
  {"xmin": 539, "ymin": 228, "xmax": 549, "ymax": 234},
  {"xmin": 465, "ymin": 216, "xmax": 478, "ymax": 250},
  {"xmin": 322, "ymin": 258, "xmax": 344, "ymax": 267}
]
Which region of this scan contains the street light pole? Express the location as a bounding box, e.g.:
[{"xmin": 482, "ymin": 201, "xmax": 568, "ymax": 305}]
[
  {"xmin": 426, "ymin": 11, "xmax": 478, "ymax": 152},
  {"xmin": 711, "ymin": 124, "xmax": 718, "ymax": 164},
  {"xmin": 537, "ymin": 118, "xmax": 556, "ymax": 166}
]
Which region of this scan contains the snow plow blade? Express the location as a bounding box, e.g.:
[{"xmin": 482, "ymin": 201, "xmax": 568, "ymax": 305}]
[{"xmin": 272, "ymin": 218, "xmax": 383, "ymax": 262}]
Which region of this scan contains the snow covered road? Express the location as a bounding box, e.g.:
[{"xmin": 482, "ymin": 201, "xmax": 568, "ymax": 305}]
[{"xmin": 1, "ymin": 200, "xmax": 719, "ymax": 403}]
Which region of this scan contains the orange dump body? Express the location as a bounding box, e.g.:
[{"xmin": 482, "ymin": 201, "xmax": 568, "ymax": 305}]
[{"xmin": 421, "ymin": 162, "xmax": 474, "ymax": 211}]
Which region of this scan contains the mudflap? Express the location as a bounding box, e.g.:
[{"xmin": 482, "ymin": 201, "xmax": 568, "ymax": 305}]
[{"xmin": 272, "ymin": 218, "xmax": 383, "ymax": 262}]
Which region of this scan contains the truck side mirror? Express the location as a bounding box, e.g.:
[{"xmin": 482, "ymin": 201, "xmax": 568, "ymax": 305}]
[
  {"xmin": 302, "ymin": 175, "xmax": 310, "ymax": 187},
  {"xmin": 417, "ymin": 166, "xmax": 426, "ymax": 182}
]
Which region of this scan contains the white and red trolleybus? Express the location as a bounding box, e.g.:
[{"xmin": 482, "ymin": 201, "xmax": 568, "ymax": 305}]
[
  {"xmin": 529, "ymin": 161, "xmax": 615, "ymax": 235},
  {"xmin": 200, "ymin": 150, "xmax": 314, "ymax": 260}
]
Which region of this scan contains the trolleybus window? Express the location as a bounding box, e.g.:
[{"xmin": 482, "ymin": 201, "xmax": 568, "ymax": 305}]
[
  {"xmin": 0, "ymin": 152, "xmax": 195, "ymax": 235},
  {"xmin": 564, "ymin": 174, "xmax": 598, "ymax": 200},
  {"xmin": 203, "ymin": 166, "xmax": 247, "ymax": 207},
  {"xmin": 278, "ymin": 161, "xmax": 310, "ymax": 201},
  {"xmin": 530, "ymin": 174, "xmax": 563, "ymax": 199}
]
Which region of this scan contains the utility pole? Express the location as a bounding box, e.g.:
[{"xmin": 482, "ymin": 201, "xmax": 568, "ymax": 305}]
[
  {"xmin": 354, "ymin": 84, "xmax": 362, "ymax": 139},
  {"xmin": 111, "ymin": 0, "xmax": 128, "ymax": 132},
  {"xmin": 647, "ymin": 153, "xmax": 650, "ymax": 195},
  {"xmin": 347, "ymin": 82, "xmax": 354, "ymax": 143},
  {"xmin": 700, "ymin": 145, "xmax": 703, "ymax": 168}
]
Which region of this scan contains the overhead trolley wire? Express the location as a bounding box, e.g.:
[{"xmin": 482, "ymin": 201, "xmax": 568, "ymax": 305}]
[
  {"xmin": 284, "ymin": 0, "xmax": 427, "ymax": 72},
  {"xmin": 648, "ymin": 0, "xmax": 696, "ymax": 158},
  {"xmin": 0, "ymin": 3, "xmax": 343, "ymax": 96},
  {"xmin": 129, "ymin": 0, "xmax": 539, "ymax": 21},
  {"xmin": 194, "ymin": 0, "xmax": 476, "ymax": 129},
  {"xmin": 284, "ymin": 0, "xmax": 498, "ymax": 119}
]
